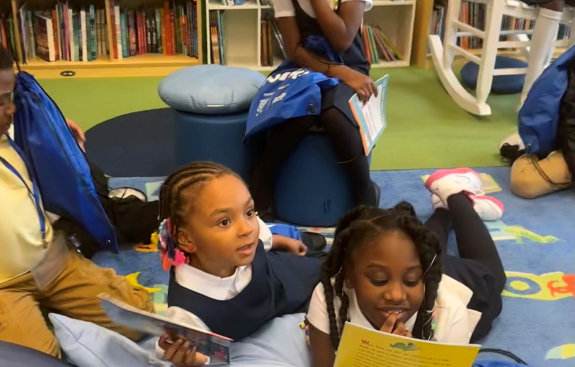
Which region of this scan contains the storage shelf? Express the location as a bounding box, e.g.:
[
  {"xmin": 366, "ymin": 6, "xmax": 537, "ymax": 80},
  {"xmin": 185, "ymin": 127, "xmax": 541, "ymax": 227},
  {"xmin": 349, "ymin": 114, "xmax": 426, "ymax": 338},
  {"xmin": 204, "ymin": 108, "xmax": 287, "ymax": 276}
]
[
  {"xmin": 206, "ymin": 0, "xmax": 416, "ymax": 69},
  {"xmin": 9, "ymin": 0, "xmax": 204, "ymax": 78}
]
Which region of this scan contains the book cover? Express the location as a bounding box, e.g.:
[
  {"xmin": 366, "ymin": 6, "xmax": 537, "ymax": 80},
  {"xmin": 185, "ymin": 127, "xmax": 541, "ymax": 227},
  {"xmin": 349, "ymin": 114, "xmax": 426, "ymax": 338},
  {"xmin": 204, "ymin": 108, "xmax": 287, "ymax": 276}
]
[
  {"xmin": 334, "ymin": 322, "xmax": 480, "ymax": 367},
  {"xmin": 348, "ymin": 75, "xmax": 389, "ymax": 156},
  {"xmin": 99, "ymin": 294, "xmax": 232, "ymax": 364}
]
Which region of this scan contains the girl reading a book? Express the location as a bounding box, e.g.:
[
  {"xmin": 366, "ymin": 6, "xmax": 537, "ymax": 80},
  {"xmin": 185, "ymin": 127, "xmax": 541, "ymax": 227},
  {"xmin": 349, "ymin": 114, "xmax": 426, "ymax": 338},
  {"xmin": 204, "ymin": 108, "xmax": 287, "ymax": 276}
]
[
  {"xmin": 306, "ymin": 168, "xmax": 507, "ymax": 367},
  {"xmin": 249, "ymin": 0, "xmax": 380, "ymax": 221},
  {"xmin": 155, "ymin": 161, "xmax": 323, "ymax": 366}
]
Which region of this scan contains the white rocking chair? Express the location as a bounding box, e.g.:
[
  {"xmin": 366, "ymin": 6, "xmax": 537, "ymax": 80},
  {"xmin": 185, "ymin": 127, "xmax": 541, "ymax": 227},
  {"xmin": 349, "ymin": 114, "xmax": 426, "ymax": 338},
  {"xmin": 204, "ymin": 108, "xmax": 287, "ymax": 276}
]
[{"xmin": 429, "ymin": 0, "xmax": 574, "ymax": 116}]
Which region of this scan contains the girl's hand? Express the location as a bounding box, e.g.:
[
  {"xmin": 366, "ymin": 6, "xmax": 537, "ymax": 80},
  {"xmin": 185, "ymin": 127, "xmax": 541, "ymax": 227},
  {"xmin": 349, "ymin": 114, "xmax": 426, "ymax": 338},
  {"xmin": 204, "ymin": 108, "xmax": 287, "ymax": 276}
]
[
  {"xmin": 159, "ymin": 335, "xmax": 208, "ymax": 367},
  {"xmin": 272, "ymin": 235, "xmax": 307, "ymax": 256},
  {"xmin": 379, "ymin": 313, "xmax": 412, "ymax": 337},
  {"xmin": 65, "ymin": 118, "xmax": 86, "ymax": 152},
  {"xmin": 331, "ymin": 66, "xmax": 378, "ymax": 103}
]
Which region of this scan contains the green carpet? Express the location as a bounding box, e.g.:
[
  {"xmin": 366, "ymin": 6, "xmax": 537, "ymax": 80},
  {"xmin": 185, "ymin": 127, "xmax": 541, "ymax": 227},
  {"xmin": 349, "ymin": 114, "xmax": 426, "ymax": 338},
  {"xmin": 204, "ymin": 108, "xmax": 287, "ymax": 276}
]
[{"xmin": 38, "ymin": 67, "xmax": 518, "ymax": 170}]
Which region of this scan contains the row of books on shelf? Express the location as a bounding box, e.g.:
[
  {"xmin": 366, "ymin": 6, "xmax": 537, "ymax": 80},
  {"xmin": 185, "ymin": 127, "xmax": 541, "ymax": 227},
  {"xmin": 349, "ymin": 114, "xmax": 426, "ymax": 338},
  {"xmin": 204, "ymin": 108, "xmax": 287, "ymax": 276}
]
[
  {"xmin": 362, "ymin": 25, "xmax": 402, "ymax": 64},
  {"xmin": 3, "ymin": 0, "xmax": 199, "ymax": 64},
  {"xmin": 108, "ymin": 0, "xmax": 199, "ymax": 60},
  {"xmin": 210, "ymin": 11, "xmax": 401, "ymax": 67},
  {"xmin": 430, "ymin": 1, "xmax": 571, "ymax": 50}
]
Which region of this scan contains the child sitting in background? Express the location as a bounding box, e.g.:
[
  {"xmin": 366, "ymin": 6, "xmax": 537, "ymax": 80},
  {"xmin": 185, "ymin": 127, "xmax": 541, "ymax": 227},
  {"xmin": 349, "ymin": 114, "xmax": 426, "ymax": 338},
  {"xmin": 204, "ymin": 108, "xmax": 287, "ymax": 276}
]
[
  {"xmin": 155, "ymin": 161, "xmax": 323, "ymax": 366},
  {"xmin": 307, "ymin": 169, "xmax": 506, "ymax": 367}
]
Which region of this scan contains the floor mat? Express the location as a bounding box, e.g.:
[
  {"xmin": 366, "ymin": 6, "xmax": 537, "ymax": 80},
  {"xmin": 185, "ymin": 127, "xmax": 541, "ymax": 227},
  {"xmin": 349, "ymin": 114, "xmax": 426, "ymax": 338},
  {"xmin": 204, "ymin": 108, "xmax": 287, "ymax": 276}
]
[
  {"xmin": 96, "ymin": 167, "xmax": 575, "ymax": 366},
  {"xmin": 85, "ymin": 109, "xmax": 176, "ymax": 177}
]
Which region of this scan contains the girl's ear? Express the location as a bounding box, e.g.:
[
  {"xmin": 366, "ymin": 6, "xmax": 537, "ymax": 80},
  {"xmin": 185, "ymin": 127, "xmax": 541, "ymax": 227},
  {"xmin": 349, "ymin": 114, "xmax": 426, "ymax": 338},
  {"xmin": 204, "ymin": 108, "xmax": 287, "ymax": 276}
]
[{"xmin": 177, "ymin": 228, "xmax": 197, "ymax": 253}]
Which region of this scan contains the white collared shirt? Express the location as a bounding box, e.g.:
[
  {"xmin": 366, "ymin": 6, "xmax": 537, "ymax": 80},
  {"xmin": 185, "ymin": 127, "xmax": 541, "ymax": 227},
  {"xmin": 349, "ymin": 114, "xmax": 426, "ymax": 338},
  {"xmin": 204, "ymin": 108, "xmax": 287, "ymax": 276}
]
[
  {"xmin": 156, "ymin": 218, "xmax": 275, "ymax": 359},
  {"xmin": 306, "ymin": 275, "xmax": 482, "ymax": 344},
  {"xmin": 173, "ymin": 216, "xmax": 273, "ymax": 301}
]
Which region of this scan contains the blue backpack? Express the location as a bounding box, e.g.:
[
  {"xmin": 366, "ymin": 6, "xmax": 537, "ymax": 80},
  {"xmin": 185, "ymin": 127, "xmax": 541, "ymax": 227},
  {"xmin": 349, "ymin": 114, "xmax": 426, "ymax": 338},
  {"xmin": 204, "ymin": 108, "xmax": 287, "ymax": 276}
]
[
  {"xmin": 519, "ymin": 45, "xmax": 575, "ymax": 157},
  {"xmin": 12, "ymin": 71, "xmax": 118, "ymax": 252}
]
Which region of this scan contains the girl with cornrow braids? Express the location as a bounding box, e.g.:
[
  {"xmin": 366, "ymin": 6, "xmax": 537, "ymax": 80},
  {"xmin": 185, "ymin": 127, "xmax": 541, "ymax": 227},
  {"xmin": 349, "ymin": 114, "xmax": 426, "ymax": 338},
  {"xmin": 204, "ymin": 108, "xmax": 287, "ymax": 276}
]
[
  {"xmin": 153, "ymin": 161, "xmax": 323, "ymax": 367},
  {"xmin": 307, "ymin": 168, "xmax": 507, "ymax": 367}
]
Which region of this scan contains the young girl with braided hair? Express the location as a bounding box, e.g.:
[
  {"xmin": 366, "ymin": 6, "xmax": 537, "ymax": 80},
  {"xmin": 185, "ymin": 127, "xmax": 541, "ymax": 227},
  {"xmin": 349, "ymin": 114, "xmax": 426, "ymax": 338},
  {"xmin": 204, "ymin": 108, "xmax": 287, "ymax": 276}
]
[
  {"xmin": 307, "ymin": 168, "xmax": 507, "ymax": 367},
  {"xmin": 154, "ymin": 161, "xmax": 323, "ymax": 367}
]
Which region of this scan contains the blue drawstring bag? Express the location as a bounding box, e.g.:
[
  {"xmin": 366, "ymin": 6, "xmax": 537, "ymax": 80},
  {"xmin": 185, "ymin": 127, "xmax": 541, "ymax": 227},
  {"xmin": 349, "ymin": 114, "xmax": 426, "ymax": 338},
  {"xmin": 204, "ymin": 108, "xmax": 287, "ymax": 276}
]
[
  {"xmin": 245, "ymin": 36, "xmax": 340, "ymax": 137},
  {"xmin": 13, "ymin": 71, "xmax": 118, "ymax": 252}
]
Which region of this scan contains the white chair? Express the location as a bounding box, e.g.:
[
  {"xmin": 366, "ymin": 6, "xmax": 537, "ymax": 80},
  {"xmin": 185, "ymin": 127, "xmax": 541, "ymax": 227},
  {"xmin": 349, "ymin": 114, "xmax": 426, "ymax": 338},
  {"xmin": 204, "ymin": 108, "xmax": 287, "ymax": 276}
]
[{"xmin": 429, "ymin": 0, "xmax": 574, "ymax": 116}]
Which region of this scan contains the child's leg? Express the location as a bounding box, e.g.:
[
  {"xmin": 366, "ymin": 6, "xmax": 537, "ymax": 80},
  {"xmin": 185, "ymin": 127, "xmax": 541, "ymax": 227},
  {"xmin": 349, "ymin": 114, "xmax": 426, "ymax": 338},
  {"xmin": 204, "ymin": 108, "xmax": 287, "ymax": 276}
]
[
  {"xmin": 445, "ymin": 193, "xmax": 506, "ymax": 292},
  {"xmin": 423, "ymin": 208, "xmax": 452, "ymax": 256},
  {"xmin": 250, "ymin": 116, "xmax": 316, "ymax": 213},
  {"xmin": 319, "ymin": 108, "xmax": 377, "ymax": 206},
  {"xmin": 0, "ymin": 274, "xmax": 60, "ymax": 357},
  {"xmin": 425, "ymin": 169, "xmax": 506, "ymax": 292},
  {"xmin": 40, "ymin": 245, "xmax": 154, "ymax": 341}
]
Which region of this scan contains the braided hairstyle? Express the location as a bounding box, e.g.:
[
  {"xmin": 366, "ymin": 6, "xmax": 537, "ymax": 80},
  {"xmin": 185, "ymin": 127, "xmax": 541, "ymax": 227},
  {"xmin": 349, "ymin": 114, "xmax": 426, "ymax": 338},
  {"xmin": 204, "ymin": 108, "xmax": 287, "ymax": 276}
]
[
  {"xmin": 0, "ymin": 45, "xmax": 13, "ymax": 71},
  {"xmin": 322, "ymin": 202, "xmax": 443, "ymax": 350},
  {"xmin": 158, "ymin": 161, "xmax": 240, "ymax": 247}
]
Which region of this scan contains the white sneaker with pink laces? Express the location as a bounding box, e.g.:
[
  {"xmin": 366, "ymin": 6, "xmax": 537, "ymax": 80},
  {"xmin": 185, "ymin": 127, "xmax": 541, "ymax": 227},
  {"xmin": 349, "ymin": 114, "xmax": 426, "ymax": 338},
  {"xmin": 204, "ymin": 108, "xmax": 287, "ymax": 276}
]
[
  {"xmin": 426, "ymin": 168, "xmax": 505, "ymax": 221},
  {"xmin": 425, "ymin": 168, "xmax": 482, "ymax": 203}
]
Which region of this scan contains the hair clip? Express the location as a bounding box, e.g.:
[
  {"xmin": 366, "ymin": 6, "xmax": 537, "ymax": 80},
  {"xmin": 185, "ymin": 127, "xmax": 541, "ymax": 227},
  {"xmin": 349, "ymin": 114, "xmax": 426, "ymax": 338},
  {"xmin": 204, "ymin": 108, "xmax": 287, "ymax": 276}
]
[
  {"xmin": 157, "ymin": 218, "xmax": 188, "ymax": 270},
  {"xmin": 423, "ymin": 253, "xmax": 437, "ymax": 277}
]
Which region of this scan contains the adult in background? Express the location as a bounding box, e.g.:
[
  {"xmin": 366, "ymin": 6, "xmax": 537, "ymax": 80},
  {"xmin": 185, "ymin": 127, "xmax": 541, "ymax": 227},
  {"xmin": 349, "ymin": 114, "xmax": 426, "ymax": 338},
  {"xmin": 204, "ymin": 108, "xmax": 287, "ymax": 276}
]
[{"xmin": 0, "ymin": 45, "xmax": 154, "ymax": 358}]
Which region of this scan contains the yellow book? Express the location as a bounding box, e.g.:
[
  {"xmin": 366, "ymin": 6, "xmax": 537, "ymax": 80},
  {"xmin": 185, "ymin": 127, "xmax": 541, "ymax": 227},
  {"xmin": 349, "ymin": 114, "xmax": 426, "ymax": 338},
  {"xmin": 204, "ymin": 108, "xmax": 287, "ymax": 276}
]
[{"xmin": 334, "ymin": 322, "xmax": 481, "ymax": 367}]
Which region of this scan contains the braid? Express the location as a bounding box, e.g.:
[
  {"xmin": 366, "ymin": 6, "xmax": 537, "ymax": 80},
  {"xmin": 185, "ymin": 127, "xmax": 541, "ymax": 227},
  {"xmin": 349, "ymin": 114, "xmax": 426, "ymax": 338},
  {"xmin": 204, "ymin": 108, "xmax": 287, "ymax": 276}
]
[
  {"xmin": 395, "ymin": 215, "xmax": 443, "ymax": 340},
  {"xmin": 322, "ymin": 203, "xmax": 443, "ymax": 350},
  {"xmin": 158, "ymin": 161, "xmax": 239, "ymax": 245},
  {"xmin": 322, "ymin": 206, "xmax": 383, "ymax": 350}
]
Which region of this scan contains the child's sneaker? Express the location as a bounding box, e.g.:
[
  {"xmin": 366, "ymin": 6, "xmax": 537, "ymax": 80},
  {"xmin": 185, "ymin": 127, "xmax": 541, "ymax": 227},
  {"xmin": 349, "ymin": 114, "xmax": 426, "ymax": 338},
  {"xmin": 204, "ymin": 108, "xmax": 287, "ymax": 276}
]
[
  {"xmin": 474, "ymin": 195, "xmax": 504, "ymax": 221},
  {"xmin": 431, "ymin": 193, "xmax": 504, "ymax": 221},
  {"xmin": 425, "ymin": 168, "xmax": 482, "ymax": 204}
]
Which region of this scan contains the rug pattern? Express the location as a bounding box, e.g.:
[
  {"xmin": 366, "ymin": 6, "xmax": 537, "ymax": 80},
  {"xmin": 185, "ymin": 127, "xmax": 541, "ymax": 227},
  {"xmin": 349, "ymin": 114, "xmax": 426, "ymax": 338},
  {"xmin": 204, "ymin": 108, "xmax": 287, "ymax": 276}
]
[{"xmin": 95, "ymin": 167, "xmax": 575, "ymax": 366}]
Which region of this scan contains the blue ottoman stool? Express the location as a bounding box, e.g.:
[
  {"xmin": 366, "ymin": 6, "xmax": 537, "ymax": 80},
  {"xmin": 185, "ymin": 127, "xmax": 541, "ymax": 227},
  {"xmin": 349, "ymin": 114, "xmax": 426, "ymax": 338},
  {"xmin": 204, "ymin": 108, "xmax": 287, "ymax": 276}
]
[
  {"xmin": 159, "ymin": 64, "xmax": 266, "ymax": 180},
  {"xmin": 274, "ymin": 133, "xmax": 371, "ymax": 227},
  {"xmin": 460, "ymin": 56, "xmax": 527, "ymax": 94}
]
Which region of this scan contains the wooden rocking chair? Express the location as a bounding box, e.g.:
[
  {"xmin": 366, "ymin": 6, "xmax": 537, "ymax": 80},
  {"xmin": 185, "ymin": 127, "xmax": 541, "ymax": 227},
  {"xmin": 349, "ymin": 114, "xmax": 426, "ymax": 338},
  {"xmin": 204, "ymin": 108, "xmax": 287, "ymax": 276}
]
[{"xmin": 429, "ymin": 0, "xmax": 573, "ymax": 116}]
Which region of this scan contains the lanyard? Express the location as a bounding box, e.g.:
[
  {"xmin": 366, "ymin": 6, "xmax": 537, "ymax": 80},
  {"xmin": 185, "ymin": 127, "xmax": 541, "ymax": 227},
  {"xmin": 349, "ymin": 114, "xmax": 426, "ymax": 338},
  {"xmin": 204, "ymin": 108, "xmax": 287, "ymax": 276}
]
[{"xmin": 0, "ymin": 134, "xmax": 47, "ymax": 247}]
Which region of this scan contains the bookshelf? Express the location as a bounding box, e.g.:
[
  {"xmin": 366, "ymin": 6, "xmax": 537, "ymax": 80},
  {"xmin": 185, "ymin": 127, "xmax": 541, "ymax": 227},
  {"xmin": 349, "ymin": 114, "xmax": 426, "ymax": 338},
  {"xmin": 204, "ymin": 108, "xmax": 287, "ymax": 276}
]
[
  {"xmin": 3, "ymin": 0, "xmax": 203, "ymax": 78},
  {"xmin": 206, "ymin": 0, "xmax": 417, "ymax": 71}
]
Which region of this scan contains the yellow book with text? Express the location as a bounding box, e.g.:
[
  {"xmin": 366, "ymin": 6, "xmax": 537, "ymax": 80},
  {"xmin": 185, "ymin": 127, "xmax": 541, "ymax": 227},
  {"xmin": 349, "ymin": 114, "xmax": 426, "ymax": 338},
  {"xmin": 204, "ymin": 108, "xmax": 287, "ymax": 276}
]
[{"xmin": 334, "ymin": 322, "xmax": 481, "ymax": 367}]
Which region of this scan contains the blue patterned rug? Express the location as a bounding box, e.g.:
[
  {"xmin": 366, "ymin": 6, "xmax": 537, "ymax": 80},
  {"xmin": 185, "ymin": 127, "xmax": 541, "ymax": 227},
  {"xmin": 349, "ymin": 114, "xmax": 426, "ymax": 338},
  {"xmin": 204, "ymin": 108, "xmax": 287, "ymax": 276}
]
[{"xmin": 95, "ymin": 167, "xmax": 575, "ymax": 366}]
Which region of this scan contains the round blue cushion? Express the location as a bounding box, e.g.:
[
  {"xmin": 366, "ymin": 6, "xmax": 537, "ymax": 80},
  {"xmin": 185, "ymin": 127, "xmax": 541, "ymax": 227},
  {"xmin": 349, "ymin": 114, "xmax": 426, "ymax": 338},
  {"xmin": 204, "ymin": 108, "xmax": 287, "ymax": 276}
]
[
  {"xmin": 159, "ymin": 65, "xmax": 266, "ymax": 114},
  {"xmin": 174, "ymin": 109, "xmax": 259, "ymax": 181},
  {"xmin": 274, "ymin": 133, "xmax": 371, "ymax": 227},
  {"xmin": 460, "ymin": 56, "xmax": 527, "ymax": 95}
]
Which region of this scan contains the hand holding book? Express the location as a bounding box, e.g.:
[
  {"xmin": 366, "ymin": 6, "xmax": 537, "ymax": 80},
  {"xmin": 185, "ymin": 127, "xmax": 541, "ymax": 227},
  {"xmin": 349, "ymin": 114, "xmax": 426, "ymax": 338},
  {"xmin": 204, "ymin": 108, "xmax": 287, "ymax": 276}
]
[
  {"xmin": 332, "ymin": 66, "xmax": 378, "ymax": 102},
  {"xmin": 158, "ymin": 335, "xmax": 208, "ymax": 367}
]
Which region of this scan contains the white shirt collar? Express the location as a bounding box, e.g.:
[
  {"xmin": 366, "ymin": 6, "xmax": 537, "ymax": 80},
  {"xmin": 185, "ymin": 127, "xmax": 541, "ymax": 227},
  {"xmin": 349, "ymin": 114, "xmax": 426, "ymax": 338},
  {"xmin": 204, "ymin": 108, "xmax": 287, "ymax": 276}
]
[{"xmin": 174, "ymin": 263, "xmax": 253, "ymax": 301}]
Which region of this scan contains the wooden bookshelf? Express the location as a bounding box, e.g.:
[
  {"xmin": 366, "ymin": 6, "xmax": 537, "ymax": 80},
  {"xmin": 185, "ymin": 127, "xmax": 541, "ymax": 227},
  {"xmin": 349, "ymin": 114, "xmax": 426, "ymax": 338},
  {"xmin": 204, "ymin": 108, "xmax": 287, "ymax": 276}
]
[
  {"xmin": 205, "ymin": 0, "xmax": 417, "ymax": 71},
  {"xmin": 6, "ymin": 0, "xmax": 203, "ymax": 78}
]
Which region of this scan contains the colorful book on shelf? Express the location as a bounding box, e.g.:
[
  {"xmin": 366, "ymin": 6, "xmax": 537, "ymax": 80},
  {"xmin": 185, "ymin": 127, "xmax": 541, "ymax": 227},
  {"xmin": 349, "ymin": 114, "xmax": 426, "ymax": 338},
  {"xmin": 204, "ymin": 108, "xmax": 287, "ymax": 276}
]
[
  {"xmin": 348, "ymin": 75, "xmax": 389, "ymax": 156},
  {"xmin": 99, "ymin": 293, "xmax": 232, "ymax": 364},
  {"xmin": 334, "ymin": 322, "xmax": 480, "ymax": 367},
  {"xmin": 362, "ymin": 25, "xmax": 402, "ymax": 64}
]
